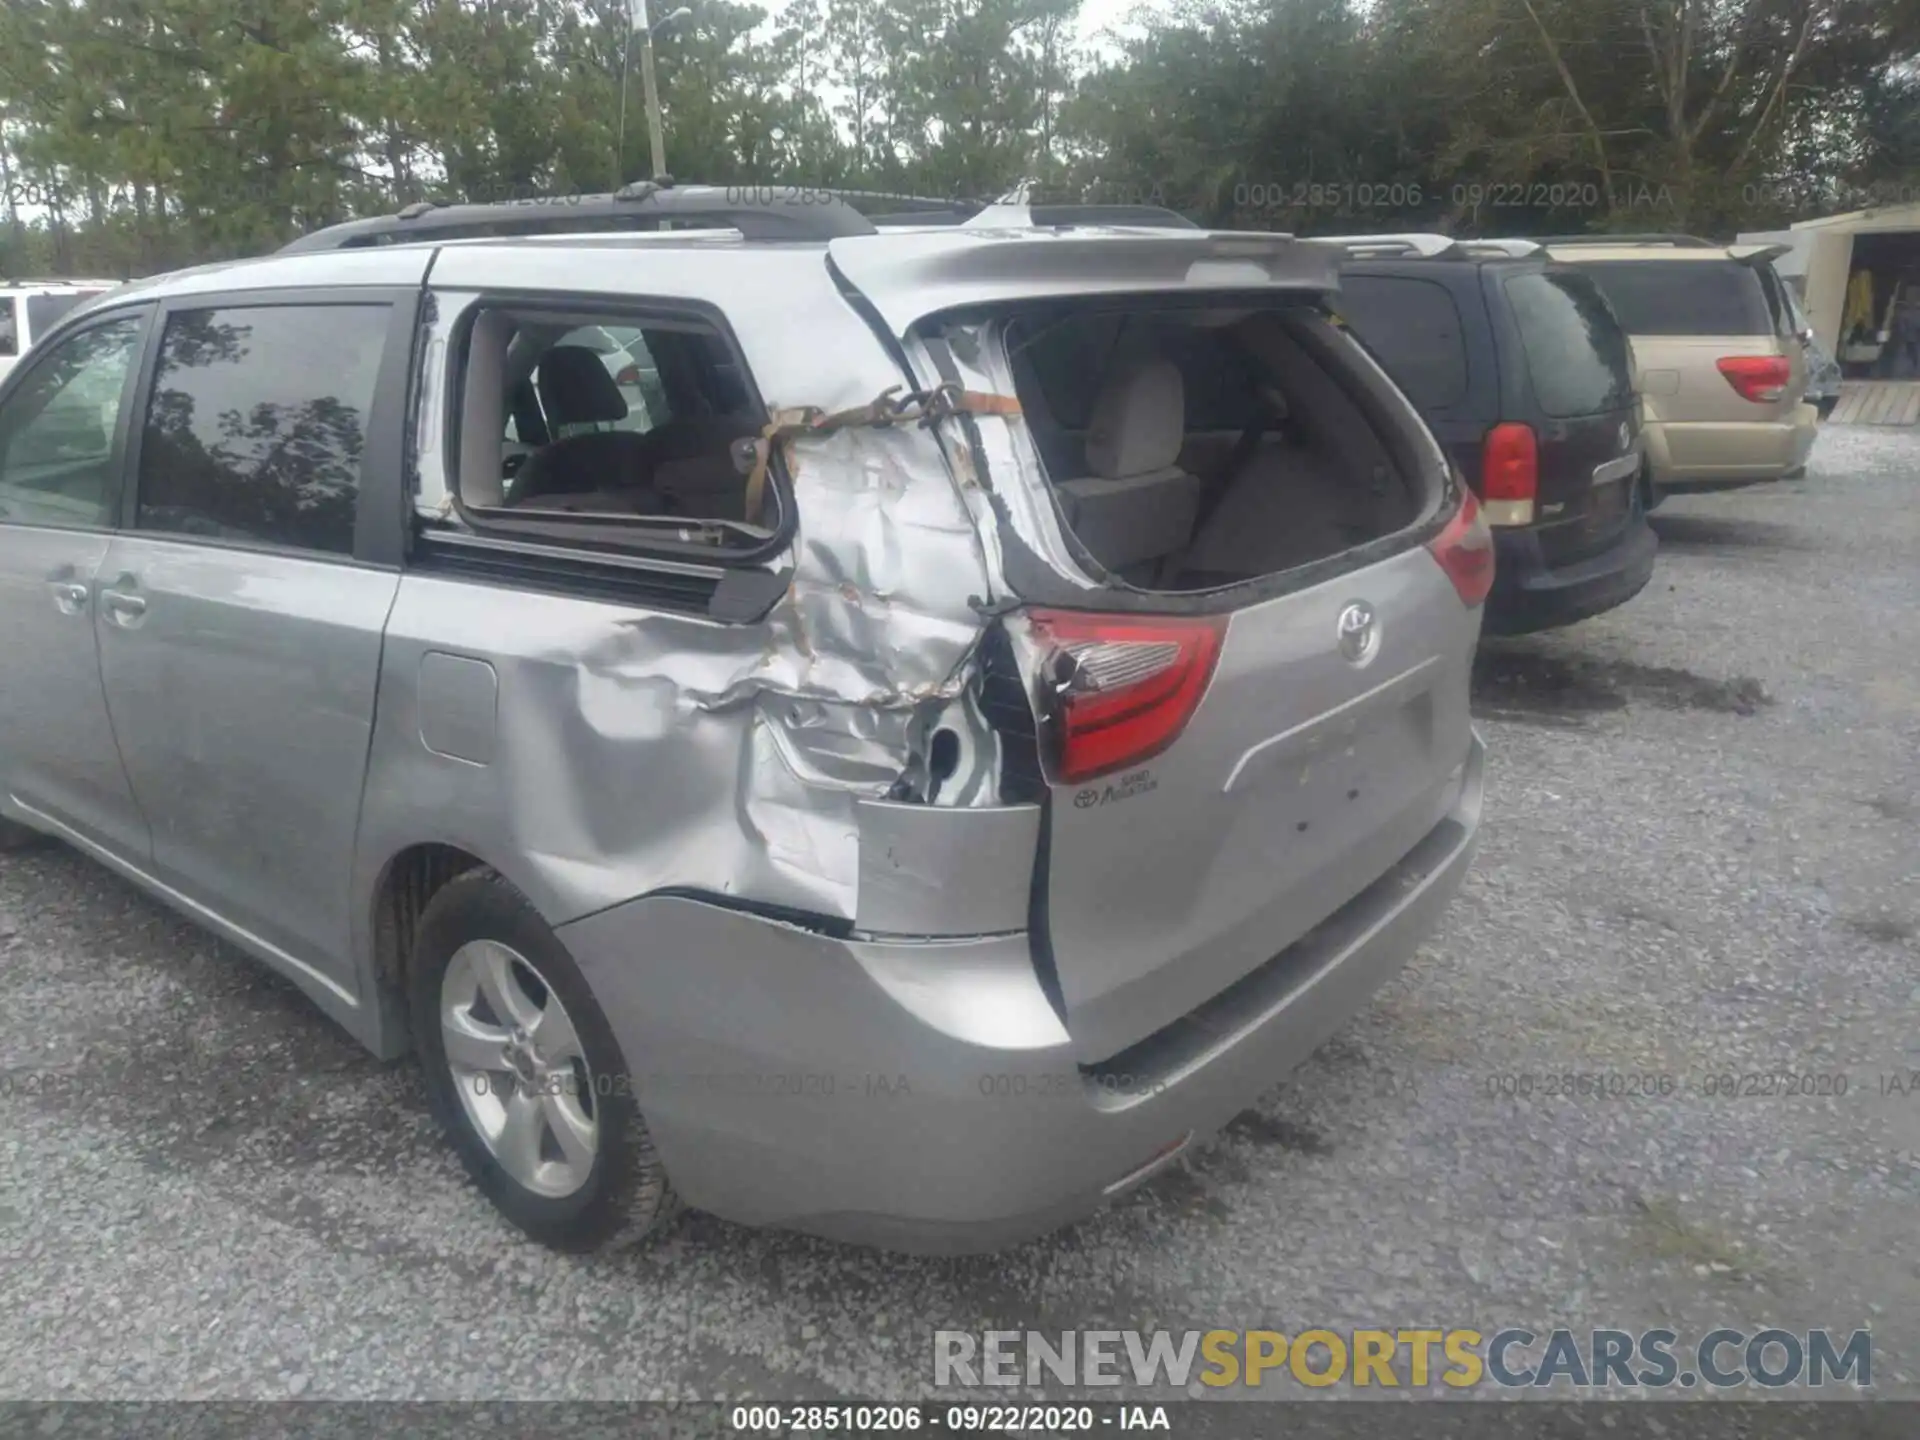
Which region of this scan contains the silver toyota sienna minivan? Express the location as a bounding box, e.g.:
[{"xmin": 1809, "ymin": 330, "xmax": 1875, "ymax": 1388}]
[{"xmin": 0, "ymin": 189, "xmax": 1487, "ymax": 1253}]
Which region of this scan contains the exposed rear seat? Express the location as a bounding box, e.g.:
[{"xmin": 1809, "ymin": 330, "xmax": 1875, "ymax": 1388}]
[{"xmin": 1054, "ymin": 357, "xmax": 1200, "ymax": 582}]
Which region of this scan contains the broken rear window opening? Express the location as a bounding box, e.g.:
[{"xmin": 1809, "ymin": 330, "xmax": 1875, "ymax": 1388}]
[
  {"xmin": 448, "ymin": 301, "xmax": 783, "ymax": 557},
  {"xmin": 998, "ymin": 301, "xmax": 1440, "ymax": 594}
]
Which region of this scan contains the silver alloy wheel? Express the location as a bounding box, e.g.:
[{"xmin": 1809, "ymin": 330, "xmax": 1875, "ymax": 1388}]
[{"xmin": 440, "ymin": 939, "xmax": 599, "ymax": 1198}]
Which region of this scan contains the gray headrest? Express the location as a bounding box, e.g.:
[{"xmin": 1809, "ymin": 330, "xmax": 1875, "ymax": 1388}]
[
  {"xmin": 537, "ymin": 345, "xmax": 629, "ymax": 426},
  {"xmin": 1085, "ymin": 358, "xmax": 1184, "ymax": 478}
]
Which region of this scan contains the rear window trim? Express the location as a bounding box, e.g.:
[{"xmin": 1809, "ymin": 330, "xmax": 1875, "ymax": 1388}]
[{"xmin": 438, "ymin": 289, "xmax": 796, "ymax": 571}]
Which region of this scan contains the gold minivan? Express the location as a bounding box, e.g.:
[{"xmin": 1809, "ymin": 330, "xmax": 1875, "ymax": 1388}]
[{"xmin": 1540, "ymin": 236, "xmax": 1819, "ymax": 501}]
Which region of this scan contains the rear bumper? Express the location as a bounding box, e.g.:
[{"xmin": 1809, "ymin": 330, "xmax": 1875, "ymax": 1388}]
[
  {"xmin": 1645, "ymin": 408, "xmax": 1819, "ymax": 488},
  {"xmin": 557, "ymin": 736, "xmax": 1485, "ymax": 1253},
  {"xmin": 1484, "ymin": 515, "xmax": 1658, "ymax": 636}
]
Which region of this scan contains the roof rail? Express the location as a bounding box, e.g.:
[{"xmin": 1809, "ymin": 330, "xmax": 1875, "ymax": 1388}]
[
  {"xmin": 277, "ymin": 181, "xmax": 877, "ymax": 253},
  {"xmin": 1454, "ymin": 239, "xmax": 1543, "ymax": 258},
  {"xmin": 1310, "ymin": 233, "xmax": 1461, "ymax": 258},
  {"xmin": 834, "ymin": 190, "xmax": 983, "ymax": 214},
  {"xmin": 0, "ymin": 276, "xmax": 121, "ymax": 287},
  {"xmin": 1029, "ymin": 204, "xmax": 1199, "ymax": 230},
  {"xmin": 869, "ymin": 210, "xmax": 973, "ymax": 227},
  {"xmin": 1310, "ymin": 233, "xmax": 1546, "ymax": 261},
  {"xmin": 1531, "ymin": 233, "xmax": 1718, "ymax": 248}
]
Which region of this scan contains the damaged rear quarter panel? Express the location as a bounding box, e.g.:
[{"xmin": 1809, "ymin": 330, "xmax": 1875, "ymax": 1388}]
[{"xmin": 354, "ymin": 249, "xmax": 1017, "ymax": 943}]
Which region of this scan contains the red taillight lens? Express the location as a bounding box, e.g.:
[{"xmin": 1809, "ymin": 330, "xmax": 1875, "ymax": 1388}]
[
  {"xmin": 1482, "ymin": 422, "xmax": 1539, "ymax": 502},
  {"xmin": 1716, "ymin": 355, "xmax": 1791, "ymax": 403},
  {"xmin": 1029, "ymin": 610, "xmax": 1226, "ymax": 784},
  {"xmin": 1427, "ymin": 488, "xmax": 1495, "ymax": 608},
  {"xmin": 615, "ymin": 364, "xmax": 640, "ymax": 386}
]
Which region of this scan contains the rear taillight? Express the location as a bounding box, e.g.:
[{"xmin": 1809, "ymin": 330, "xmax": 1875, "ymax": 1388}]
[
  {"xmin": 615, "ymin": 364, "xmax": 641, "ymax": 386},
  {"xmin": 1427, "ymin": 488, "xmax": 1495, "ymax": 608},
  {"xmin": 1481, "ymin": 422, "xmax": 1538, "ymax": 527},
  {"xmin": 1716, "ymin": 355, "xmax": 1791, "ymax": 403},
  {"xmin": 1029, "ymin": 610, "xmax": 1226, "ymax": 784}
]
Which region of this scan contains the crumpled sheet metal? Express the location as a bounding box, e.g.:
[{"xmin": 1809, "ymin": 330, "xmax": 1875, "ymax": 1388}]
[
  {"xmin": 392, "ymin": 285, "xmax": 1013, "ymax": 926},
  {"xmin": 933, "ymin": 321, "xmax": 1107, "ymax": 595}
]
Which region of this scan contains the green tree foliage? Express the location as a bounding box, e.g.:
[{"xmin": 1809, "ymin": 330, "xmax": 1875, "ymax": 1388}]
[{"xmin": 0, "ymin": 0, "xmax": 1915, "ymax": 276}]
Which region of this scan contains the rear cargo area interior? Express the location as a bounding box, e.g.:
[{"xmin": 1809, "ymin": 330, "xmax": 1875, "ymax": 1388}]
[{"xmin": 1005, "ymin": 305, "xmax": 1424, "ymax": 590}]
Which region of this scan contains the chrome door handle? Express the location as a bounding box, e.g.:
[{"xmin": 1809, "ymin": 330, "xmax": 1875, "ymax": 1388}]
[
  {"xmin": 50, "ymin": 582, "xmax": 91, "ymax": 614},
  {"xmin": 101, "ymin": 590, "xmax": 146, "ymax": 621}
]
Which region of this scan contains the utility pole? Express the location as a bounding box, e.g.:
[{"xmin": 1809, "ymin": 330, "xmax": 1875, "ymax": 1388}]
[
  {"xmin": 639, "ymin": 3, "xmax": 667, "ymax": 181},
  {"xmin": 617, "ymin": 0, "xmax": 684, "ymax": 183}
]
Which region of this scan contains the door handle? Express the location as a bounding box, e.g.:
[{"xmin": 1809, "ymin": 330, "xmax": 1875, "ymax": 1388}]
[
  {"xmin": 99, "ymin": 574, "xmax": 147, "ymax": 625},
  {"xmin": 50, "ymin": 581, "xmax": 91, "ymax": 615}
]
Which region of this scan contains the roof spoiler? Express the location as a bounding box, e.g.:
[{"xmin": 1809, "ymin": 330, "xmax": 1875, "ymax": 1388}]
[
  {"xmin": 278, "ymin": 181, "xmax": 878, "ymax": 252},
  {"xmin": 1728, "ymin": 242, "xmax": 1794, "ymax": 266}
]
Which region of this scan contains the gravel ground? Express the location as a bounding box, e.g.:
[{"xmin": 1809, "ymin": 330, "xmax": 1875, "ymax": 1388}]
[{"xmin": 0, "ymin": 426, "xmax": 1915, "ymax": 1405}]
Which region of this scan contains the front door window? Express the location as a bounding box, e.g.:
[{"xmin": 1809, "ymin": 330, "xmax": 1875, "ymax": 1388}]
[{"xmin": 0, "ymin": 315, "xmax": 143, "ymax": 529}]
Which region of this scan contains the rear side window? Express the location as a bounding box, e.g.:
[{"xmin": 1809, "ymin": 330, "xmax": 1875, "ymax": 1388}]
[
  {"xmin": 0, "ymin": 298, "xmax": 17, "ymax": 356},
  {"xmin": 1333, "ymin": 275, "xmax": 1468, "ymax": 410},
  {"xmin": 26, "ymin": 291, "xmax": 104, "ymax": 340},
  {"xmin": 452, "ymin": 303, "xmax": 772, "ymax": 542},
  {"xmin": 1502, "ymin": 270, "xmax": 1635, "ymax": 418},
  {"xmin": 1568, "ymin": 260, "xmax": 1771, "ymax": 337},
  {"xmin": 136, "ymin": 304, "xmax": 389, "ymax": 555}
]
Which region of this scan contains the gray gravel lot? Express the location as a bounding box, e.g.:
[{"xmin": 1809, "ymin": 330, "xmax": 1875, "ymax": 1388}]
[{"xmin": 0, "ymin": 426, "xmax": 1916, "ymax": 1404}]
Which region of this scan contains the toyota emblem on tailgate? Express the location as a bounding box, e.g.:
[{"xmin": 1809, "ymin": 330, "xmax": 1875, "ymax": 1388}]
[{"xmin": 1337, "ymin": 602, "xmax": 1380, "ymax": 667}]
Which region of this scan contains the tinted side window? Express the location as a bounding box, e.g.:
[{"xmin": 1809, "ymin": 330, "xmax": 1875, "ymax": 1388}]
[
  {"xmin": 0, "ymin": 298, "xmax": 17, "ymax": 357},
  {"xmin": 1335, "ymin": 275, "xmax": 1469, "ymax": 410},
  {"xmin": 1502, "ymin": 271, "xmax": 1635, "ymax": 418},
  {"xmin": 1568, "ymin": 261, "xmax": 1771, "ymax": 337},
  {"xmin": 137, "ymin": 305, "xmax": 389, "ymax": 555}
]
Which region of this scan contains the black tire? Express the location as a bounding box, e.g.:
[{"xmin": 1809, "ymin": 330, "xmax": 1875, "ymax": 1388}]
[
  {"xmin": 409, "ymin": 872, "xmax": 676, "ymax": 1251},
  {"xmin": 1638, "ymin": 468, "xmax": 1666, "ymax": 513}
]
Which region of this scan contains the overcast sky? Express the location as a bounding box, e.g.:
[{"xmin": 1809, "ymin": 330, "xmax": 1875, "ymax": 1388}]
[{"xmin": 1073, "ymin": 0, "xmax": 1156, "ymax": 58}]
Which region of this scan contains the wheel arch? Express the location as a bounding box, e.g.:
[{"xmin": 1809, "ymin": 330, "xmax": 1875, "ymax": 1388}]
[{"xmin": 366, "ymin": 842, "xmax": 497, "ymax": 1054}]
